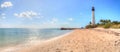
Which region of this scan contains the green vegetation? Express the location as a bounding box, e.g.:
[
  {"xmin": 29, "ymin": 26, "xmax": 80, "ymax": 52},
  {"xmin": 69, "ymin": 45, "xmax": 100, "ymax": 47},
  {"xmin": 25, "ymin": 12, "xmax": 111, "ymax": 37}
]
[
  {"xmin": 85, "ymin": 19, "xmax": 120, "ymax": 29},
  {"xmin": 85, "ymin": 22, "xmax": 97, "ymax": 29}
]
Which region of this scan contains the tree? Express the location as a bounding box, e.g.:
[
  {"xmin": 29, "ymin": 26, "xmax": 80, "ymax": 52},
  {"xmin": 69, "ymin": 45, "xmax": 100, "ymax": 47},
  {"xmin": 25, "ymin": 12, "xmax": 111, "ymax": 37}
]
[
  {"xmin": 100, "ymin": 19, "xmax": 111, "ymax": 25},
  {"xmin": 112, "ymin": 21, "xmax": 120, "ymax": 24},
  {"xmin": 89, "ymin": 22, "xmax": 92, "ymax": 24}
]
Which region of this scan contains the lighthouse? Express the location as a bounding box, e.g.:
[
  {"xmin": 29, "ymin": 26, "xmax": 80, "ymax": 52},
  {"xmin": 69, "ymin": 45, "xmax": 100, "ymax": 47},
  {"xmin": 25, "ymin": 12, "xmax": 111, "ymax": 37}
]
[{"xmin": 92, "ymin": 6, "xmax": 95, "ymax": 25}]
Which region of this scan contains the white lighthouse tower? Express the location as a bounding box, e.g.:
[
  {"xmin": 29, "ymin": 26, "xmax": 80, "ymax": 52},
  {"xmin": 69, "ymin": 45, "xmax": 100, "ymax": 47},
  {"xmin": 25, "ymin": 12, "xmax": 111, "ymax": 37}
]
[{"xmin": 92, "ymin": 6, "xmax": 95, "ymax": 26}]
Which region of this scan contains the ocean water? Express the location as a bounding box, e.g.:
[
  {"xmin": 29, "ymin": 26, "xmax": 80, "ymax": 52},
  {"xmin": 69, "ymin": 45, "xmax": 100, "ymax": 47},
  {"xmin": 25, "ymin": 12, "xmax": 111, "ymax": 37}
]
[{"xmin": 0, "ymin": 28, "xmax": 71, "ymax": 48}]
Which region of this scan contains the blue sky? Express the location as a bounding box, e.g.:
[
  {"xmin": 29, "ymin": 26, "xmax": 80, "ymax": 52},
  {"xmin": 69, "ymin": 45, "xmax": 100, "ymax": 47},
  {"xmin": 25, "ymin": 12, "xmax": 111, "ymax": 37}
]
[{"xmin": 0, "ymin": 0, "xmax": 120, "ymax": 28}]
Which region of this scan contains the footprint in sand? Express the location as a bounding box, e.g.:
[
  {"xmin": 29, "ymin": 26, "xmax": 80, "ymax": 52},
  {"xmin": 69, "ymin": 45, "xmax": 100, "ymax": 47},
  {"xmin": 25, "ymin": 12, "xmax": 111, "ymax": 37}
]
[{"xmin": 115, "ymin": 39, "xmax": 120, "ymax": 46}]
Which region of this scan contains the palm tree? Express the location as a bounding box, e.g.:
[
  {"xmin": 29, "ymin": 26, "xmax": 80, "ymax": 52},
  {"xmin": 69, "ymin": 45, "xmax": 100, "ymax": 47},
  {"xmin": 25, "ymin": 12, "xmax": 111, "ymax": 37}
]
[{"xmin": 100, "ymin": 19, "xmax": 111, "ymax": 25}]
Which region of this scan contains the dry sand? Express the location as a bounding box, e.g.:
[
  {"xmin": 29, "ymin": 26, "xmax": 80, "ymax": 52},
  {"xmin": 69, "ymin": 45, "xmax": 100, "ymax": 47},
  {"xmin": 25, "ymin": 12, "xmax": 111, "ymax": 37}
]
[{"xmin": 1, "ymin": 29, "xmax": 120, "ymax": 52}]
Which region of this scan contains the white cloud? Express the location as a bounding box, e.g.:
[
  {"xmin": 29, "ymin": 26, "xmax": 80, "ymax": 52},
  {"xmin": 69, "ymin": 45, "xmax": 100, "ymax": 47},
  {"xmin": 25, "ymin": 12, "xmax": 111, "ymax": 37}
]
[
  {"xmin": 50, "ymin": 18, "xmax": 58, "ymax": 24},
  {"xmin": 41, "ymin": 18, "xmax": 59, "ymax": 28},
  {"xmin": 0, "ymin": 13, "xmax": 6, "ymax": 20},
  {"xmin": 1, "ymin": 13, "xmax": 6, "ymax": 16},
  {"xmin": 1, "ymin": 1, "xmax": 13, "ymax": 8},
  {"xmin": 14, "ymin": 11, "xmax": 41, "ymax": 19},
  {"xmin": 68, "ymin": 18, "xmax": 73, "ymax": 21}
]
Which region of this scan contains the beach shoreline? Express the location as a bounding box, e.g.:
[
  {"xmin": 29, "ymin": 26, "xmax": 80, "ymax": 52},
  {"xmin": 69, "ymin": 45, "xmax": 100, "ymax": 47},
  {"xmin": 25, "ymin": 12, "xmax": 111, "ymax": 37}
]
[
  {"xmin": 1, "ymin": 29, "xmax": 120, "ymax": 52},
  {"xmin": 0, "ymin": 30, "xmax": 73, "ymax": 52}
]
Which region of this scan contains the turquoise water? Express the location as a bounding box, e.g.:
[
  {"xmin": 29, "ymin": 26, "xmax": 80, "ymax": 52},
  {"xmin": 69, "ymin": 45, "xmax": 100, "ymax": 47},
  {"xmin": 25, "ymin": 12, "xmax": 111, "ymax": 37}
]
[{"xmin": 0, "ymin": 28, "xmax": 70, "ymax": 47}]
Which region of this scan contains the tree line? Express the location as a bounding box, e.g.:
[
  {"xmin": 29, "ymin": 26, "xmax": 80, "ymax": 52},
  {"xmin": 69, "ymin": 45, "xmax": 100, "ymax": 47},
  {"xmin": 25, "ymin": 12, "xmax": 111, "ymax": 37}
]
[{"xmin": 86, "ymin": 19, "xmax": 120, "ymax": 29}]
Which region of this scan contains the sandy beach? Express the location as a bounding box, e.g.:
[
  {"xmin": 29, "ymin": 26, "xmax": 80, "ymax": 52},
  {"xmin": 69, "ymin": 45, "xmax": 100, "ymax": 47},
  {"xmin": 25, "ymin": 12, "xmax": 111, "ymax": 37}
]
[{"xmin": 1, "ymin": 29, "xmax": 120, "ymax": 52}]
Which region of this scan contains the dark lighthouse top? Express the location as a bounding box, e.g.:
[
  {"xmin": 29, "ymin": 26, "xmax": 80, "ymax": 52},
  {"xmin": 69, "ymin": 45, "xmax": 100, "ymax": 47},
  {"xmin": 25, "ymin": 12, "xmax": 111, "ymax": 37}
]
[{"xmin": 92, "ymin": 7, "xmax": 95, "ymax": 11}]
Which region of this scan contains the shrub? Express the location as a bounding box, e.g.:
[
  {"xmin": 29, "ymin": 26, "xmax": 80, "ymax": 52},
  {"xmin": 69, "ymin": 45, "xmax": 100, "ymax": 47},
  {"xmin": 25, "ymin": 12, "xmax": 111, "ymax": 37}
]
[
  {"xmin": 111, "ymin": 24, "xmax": 120, "ymax": 29},
  {"xmin": 85, "ymin": 25, "xmax": 97, "ymax": 29},
  {"xmin": 103, "ymin": 23, "xmax": 111, "ymax": 28}
]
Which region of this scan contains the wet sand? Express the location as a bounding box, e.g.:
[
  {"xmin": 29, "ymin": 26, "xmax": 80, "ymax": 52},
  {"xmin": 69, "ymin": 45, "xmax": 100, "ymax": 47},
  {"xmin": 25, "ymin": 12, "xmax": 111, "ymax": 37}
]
[{"xmin": 1, "ymin": 29, "xmax": 120, "ymax": 52}]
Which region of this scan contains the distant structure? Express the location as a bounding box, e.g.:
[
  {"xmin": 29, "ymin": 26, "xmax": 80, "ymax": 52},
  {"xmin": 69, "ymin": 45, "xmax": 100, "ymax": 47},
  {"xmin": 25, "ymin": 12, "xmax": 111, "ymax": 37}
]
[{"xmin": 91, "ymin": 6, "xmax": 95, "ymax": 25}]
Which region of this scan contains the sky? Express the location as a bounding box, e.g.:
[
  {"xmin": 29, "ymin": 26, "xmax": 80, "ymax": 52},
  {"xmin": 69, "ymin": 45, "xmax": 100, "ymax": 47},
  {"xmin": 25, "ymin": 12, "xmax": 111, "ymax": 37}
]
[{"xmin": 0, "ymin": 0, "xmax": 120, "ymax": 28}]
